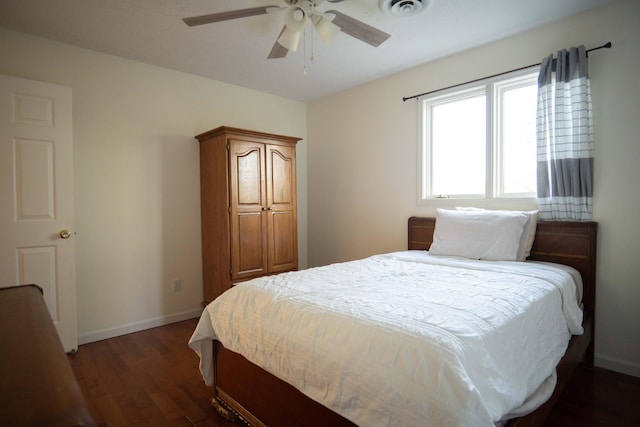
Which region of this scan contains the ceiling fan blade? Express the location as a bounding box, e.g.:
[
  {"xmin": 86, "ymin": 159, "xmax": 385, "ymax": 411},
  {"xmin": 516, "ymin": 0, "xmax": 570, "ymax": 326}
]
[
  {"xmin": 266, "ymin": 6, "xmax": 287, "ymax": 14},
  {"xmin": 183, "ymin": 6, "xmax": 277, "ymax": 27},
  {"xmin": 268, "ymin": 26, "xmax": 290, "ymax": 59},
  {"xmin": 326, "ymin": 10, "xmax": 391, "ymax": 47}
]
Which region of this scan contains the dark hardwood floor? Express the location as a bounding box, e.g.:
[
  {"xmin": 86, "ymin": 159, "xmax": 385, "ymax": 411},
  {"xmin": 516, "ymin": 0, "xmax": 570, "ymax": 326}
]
[
  {"xmin": 68, "ymin": 318, "xmax": 234, "ymax": 427},
  {"xmin": 544, "ymin": 364, "xmax": 640, "ymax": 427},
  {"xmin": 68, "ymin": 318, "xmax": 640, "ymax": 426}
]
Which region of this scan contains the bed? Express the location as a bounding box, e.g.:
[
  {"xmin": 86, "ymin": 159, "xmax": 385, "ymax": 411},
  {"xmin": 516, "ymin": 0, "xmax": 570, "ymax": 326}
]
[{"xmin": 189, "ymin": 213, "xmax": 597, "ymax": 427}]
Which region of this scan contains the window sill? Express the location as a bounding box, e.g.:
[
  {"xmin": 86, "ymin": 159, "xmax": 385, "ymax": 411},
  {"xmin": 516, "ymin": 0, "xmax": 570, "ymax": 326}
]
[{"xmin": 417, "ymin": 197, "xmax": 539, "ymax": 211}]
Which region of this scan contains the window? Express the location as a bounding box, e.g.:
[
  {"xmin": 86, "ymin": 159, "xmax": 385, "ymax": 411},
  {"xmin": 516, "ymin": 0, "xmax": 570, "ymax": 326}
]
[{"xmin": 419, "ymin": 70, "xmax": 538, "ymax": 202}]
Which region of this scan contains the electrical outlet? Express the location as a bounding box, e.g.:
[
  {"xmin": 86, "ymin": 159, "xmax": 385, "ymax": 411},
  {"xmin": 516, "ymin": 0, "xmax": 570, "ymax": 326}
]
[{"xmin": 172, "ymin": 278, "xmax": 182, "ymax": 292}]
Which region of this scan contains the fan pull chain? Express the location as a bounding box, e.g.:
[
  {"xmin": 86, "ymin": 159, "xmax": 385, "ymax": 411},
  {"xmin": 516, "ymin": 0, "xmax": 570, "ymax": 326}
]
[
  {"xmin": 310, "ymin": 21, "xmax": 315, "ymax": 63},
  {"xmin": 303, "ymin": 19, "xmax": 315, "ymax": 76},
  {"xmin": 303, "ymin": 24, "xmax": 308, "ymax": 75}
]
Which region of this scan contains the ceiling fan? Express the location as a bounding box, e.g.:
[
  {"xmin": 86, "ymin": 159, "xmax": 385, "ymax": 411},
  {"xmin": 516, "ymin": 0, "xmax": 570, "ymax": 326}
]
[{"xmin": 183, "ymin": 0, "xmax": 391, "ymax": 59}]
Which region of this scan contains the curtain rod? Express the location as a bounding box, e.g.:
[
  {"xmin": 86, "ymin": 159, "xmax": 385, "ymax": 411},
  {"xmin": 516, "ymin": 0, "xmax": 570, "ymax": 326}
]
[{"xmin": 402, "ymin": 41, "xmax": 612, "ymax": 102}]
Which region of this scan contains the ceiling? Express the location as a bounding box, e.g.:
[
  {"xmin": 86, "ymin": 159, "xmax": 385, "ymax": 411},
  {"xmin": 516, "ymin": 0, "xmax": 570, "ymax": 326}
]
[{"xmin": 0, "ymin": 0, "xmax": 615, "ymax": 102}]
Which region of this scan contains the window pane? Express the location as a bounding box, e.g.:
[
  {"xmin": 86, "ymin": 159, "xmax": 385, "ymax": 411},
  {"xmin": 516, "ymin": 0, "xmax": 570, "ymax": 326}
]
[
  {"xmin": 431, "ymin": 95, "xmax": 486, "ymax": 196},
  {"xmin": 501, "ymin": 84, "xmax": 537, "ymax": 195}
]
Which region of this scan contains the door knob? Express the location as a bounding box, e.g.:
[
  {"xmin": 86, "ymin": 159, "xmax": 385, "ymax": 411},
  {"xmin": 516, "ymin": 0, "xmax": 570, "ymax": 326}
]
[{"xmin": 59, "ymin": 229, "xmax": 71, "ymax": 239}]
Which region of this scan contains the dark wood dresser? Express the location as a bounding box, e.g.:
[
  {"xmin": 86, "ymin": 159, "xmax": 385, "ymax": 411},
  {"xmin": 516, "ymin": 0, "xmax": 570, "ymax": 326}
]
[{"xmin": 0, "ymin": 284, "xmax": 95, "ymax": 426}]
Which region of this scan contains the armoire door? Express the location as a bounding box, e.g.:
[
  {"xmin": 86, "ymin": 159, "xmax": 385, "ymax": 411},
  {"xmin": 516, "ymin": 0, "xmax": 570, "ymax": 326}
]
[
  {"xmin": 266, "ymin": 144, "xmax": 298, "ymax": 274},
  {"xmin": 229, "ymin": 139, "xmax": 268, "ymax": 280}
]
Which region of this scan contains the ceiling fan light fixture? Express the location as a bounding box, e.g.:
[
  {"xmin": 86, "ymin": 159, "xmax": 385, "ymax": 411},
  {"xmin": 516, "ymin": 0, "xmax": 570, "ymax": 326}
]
[
  {"xmin": 277, "ymin": 26, "xmax": 302, "ymax": 52},
  {"xmin": 284, "ymin": 5, "xmax": 308, "ymax": 32},
  {"xmin": 313, "ymin": 15, "xmax": 341, "ymax": 44}
]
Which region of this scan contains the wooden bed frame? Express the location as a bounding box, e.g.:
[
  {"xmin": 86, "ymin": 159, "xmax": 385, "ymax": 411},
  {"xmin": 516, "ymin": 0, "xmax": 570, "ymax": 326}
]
[{"xmin": 208, "ymin": 217, "xmax": 598, "ymax": 427}]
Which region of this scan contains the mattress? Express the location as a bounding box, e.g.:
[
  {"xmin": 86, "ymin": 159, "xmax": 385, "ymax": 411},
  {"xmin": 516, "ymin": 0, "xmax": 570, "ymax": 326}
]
[{"xmin": 189, "ymin": 250, "xmax": 584, "ymax": 427}]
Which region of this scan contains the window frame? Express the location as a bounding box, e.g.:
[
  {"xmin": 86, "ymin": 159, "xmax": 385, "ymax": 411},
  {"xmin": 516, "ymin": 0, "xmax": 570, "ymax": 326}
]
[{"xmin": 417, "ymin": 67, "xmax": 539, "ymax": 205}]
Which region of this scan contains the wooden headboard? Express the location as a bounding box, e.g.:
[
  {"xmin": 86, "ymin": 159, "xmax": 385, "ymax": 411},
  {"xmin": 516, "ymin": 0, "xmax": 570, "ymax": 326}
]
[{"xmin": 408, "ymin": 217, "xmax": 598, "ymax": 321}]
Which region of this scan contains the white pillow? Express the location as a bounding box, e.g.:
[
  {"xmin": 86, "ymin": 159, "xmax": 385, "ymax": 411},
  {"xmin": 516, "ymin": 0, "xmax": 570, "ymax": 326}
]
[
  {"xmin": 455, "ymin": 207, "xmax": 538, "ymax": 261},
  {"xmin": 429, "ymin": 208, "xmax": 529, "ymax": 261}
]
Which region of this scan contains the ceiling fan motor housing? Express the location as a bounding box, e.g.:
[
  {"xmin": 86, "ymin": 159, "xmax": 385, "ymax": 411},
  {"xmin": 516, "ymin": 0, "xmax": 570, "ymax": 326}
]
[{"xmin": 380, "ymin": 0, "xmax": 428, "ymax": 17}]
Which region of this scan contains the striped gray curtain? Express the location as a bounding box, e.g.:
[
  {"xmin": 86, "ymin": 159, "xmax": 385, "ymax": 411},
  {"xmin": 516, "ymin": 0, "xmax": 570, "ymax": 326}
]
[{"xmin": 536, "ymin": 45, "xmax": 594, "ymax": 220}]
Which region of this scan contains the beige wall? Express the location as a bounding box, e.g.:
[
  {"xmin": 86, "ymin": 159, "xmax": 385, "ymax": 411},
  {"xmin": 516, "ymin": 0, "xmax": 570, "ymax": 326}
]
[
  {"xmin": 0, "ymin": 28, "xmax": 308, "ymax": 343},
  {"xmin": 308, "ymin": 0, "xmax": 640, "ymax": 377}
]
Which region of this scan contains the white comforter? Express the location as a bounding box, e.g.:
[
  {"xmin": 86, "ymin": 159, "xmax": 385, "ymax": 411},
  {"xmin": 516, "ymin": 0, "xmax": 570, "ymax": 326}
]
[{"xmin": 189, "ymin": 251, "xmax": 583, "ymax": 427}]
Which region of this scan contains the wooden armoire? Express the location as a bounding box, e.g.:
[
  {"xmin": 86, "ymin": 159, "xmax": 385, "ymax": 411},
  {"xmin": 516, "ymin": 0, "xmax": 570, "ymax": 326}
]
[{"xmin": 195, "ymin": 126, "xmax": 301, "ymax": 304}]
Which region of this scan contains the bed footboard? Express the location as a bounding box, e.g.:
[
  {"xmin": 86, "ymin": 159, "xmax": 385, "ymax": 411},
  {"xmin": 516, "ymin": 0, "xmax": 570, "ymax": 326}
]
[
  {"xmin": 211, "ymin": 390, "xmax": 246, "ymax": 425},
  {"xmin": 213, "ymin": 341, "xmax": 356, "ymax": 427}
]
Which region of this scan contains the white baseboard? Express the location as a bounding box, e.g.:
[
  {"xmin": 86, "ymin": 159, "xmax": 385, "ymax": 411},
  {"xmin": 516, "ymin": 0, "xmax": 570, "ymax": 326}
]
[
  {"xmin": 595, "ymin": 352, "xmax": 640, "ymax": 378},
  {"xmin": 78, "ymin": 307, "xmax": 203, "ymax": 345}
]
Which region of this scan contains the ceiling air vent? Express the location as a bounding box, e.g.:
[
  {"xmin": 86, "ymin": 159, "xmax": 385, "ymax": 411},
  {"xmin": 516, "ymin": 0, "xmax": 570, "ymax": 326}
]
[{"xmin": 379, "ymin": 0, "xmax": 428, "ymax": 17}]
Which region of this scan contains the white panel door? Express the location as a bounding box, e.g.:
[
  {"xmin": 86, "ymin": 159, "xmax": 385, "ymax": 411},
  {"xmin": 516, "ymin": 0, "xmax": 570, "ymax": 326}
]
[{"xmin": 0, "ymin": 74, "xmax": 77, "ymax": 352}]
